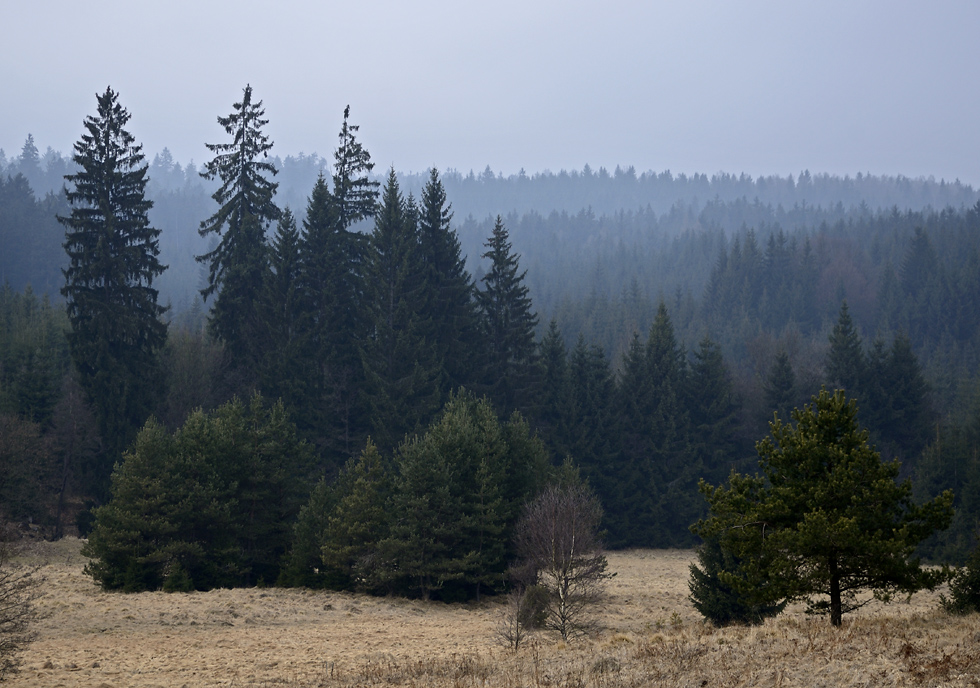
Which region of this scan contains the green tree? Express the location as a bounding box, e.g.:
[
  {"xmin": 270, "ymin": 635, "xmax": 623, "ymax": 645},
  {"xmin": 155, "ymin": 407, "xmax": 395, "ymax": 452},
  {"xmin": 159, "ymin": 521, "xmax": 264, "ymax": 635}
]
[
  {"xmin": 763, "ymin": 350, "xmax": 796, "ymax": 422},
  {"xmin": 320, "ymin": 440, "xmax": 393, "ymax": 592},
  {"xmin": 694, "ymin": 388, "xmax": 953, "ymax": 626},
  {"xmin": 360, "ymin": 170, "xmax": 440, "ymax": 452},
  {"xmin": 826, "ymin": 300, "xmax": 865, "ymax": 395},
  {"xmin": 59, "ymin": 86, "xmax": 167, "ymax": 494},
  {"xmin": 688, "ymin": 535, "xmax": 785, "ymax": 626},
  {"xmin": 257, "ymin": 208, "xmax": 306, "ymax": 412},
  {"xmin": 82, "ymin": 394, "xmax": 313, "ymax": 591},
  {"xmin": 197, "ymin": 84, "xmax": 278, "ymax": 372},
  {"xmin": 477, "ymin": 215, "xmax": 539, "ymax": 416},
  {"xmin": 417, "ymin": 168, "xmax": 482, "ymax": 396}
]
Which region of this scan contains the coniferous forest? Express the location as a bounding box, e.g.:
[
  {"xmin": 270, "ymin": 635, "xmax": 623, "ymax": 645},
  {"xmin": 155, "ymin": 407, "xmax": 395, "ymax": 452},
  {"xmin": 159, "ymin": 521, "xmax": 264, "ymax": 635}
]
[{"xmin": 2, "ymin": 86, "xmax": 980, "ymax": 598}]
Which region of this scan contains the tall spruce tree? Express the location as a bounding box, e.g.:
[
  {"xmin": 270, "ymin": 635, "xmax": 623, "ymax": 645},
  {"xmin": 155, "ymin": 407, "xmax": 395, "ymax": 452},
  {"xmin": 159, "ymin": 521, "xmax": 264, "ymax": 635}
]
[
  {"xmin": 197, "ymin": 85, "xmax": 279, "ymax": 372},
  {"xmin": 418, "ymin": 168, "xmax": 482, "ymax": 396},
  {"xmin": 826, "ymin": 300, "xmax": 865, "ymax": 395},
  {"xmin": 477, "ymin": 215, "xmax": 539, "ymax": 415},
  {"xmin": 59, "ymin": 86, "xmax": 167, "ymax": 495},
  {"xmin": 361, "ymin": 170, "xmax": 439, "ymax": 452},
  {"xmin": 257, "ymin": 208, "xmax": 305, "ymax": 411},
  {"xmin": 297, "ymin": 108, "xmax": 378, "ymax": 465}
]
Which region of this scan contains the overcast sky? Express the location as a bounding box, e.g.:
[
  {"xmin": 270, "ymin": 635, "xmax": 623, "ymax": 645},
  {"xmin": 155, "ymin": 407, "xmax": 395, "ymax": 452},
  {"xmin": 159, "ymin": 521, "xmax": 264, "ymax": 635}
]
[{"xmin": 3, "ymin": 1, "xmax": 979, "ymax": 184}]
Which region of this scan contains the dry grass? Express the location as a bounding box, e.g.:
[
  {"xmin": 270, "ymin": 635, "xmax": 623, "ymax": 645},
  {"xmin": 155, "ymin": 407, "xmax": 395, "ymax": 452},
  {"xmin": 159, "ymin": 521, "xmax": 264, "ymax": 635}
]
[{"xmin": 6, "ymin": 540, "xmax": 980, "ymax": 687}]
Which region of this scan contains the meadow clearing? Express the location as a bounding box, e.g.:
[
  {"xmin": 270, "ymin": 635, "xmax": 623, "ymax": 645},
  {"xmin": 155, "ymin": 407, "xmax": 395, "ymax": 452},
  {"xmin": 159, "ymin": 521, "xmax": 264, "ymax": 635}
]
[{"xmin": 6, "ymin": 537, "xmax": 980, "ymax": 687}]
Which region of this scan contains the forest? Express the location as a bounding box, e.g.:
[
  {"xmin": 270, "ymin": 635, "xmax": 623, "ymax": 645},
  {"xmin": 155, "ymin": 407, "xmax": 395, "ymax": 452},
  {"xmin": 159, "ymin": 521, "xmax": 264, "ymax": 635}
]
[{"xmin": 1, "ymin": 86, "xmax": 980, "ymax": 601}]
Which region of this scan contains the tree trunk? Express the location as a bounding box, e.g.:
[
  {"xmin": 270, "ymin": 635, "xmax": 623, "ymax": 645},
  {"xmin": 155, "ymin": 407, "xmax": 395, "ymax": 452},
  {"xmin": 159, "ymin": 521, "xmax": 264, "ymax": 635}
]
[{"xmin": 829, "ymin": 555, "xmax": 842, "ymax": 627}]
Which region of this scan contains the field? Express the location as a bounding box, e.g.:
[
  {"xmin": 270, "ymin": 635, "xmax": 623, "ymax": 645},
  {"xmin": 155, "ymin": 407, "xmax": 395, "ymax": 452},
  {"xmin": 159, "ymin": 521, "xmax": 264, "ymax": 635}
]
[{"xmin": 5, "ymin": 537, "xmax": 980, "ymax": 687}]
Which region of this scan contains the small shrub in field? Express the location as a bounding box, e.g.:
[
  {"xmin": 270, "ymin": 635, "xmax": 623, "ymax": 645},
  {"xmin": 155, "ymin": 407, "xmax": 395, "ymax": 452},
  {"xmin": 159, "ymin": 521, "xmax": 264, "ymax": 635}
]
[
  {"xmin": 0, "ymin": 529, "xmax": 42, "ymax": 679},
  {"xmin": 689, "ymin": 536, "xmax": 784, "ymax": 626},
  {"xmin": 942, "ymin": 540, "xmax": 980, "ymax": 614}
]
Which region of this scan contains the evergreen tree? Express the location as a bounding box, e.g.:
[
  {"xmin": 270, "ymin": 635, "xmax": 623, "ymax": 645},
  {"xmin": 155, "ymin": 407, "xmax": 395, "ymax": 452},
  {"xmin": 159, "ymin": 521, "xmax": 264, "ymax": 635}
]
[
  {"xmin": 320, "ymin": 440, "xmax": 393, "ymax": 592},
  {"xmin": 59, "ymin": 86, "xmax": 167, "ymax": 495},
  {"xmin": 477, "ymin": 215, "xmax": 539, "ymax": 415},
  {"xmin": 197, "ymin": 85, "xmax": 278, "ymax": 373},
  {"xmin": 361, "ymin": 170, "xmax": 439, "ymax": 452},
  {"xmin": 826, "ymin": 300, "xmax": 865, "ymax": 395},
  {"xmin": 611, "ymin": 331, "xmax": 659, "ymax": 547},
  {"xmin": 258, "ymin": 208, "xmax": 305, "ymax": 412},
  {"xmin": 881, "ymin": 332, "xmax": 932, "ymax": 458},
  {"xmin": 694, "ymin": 388, "xmax": 953, "ymax": 627},
  {"xmin": 331, "ymin": 105, "xmax": 379, "ymax": 230},
  {"xmin": 297, "ymin": 109, "xmax": 377, "ymax": 465},
  {"xmin": 534, "ymin": 319, "xmax": 573, "ymax": 458},
  {"xmin": 763, "ymin": 350, "xmax": 796, "ymax": 422},
  {"xmin": 418, "ymin": 168, "xmax": 482, "ymax": 396},
  {"xmin": 646, "ymin": 301, "xmax": 691, "ymax": 545},
  {"xmin": 687, "ymin": 335, "xmax": 742, "ymax": 490}
]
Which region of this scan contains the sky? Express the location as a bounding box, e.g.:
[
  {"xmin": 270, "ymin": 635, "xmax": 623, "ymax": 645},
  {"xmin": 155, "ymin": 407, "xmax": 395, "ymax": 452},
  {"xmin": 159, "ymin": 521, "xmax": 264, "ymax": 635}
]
[{"xmin": 2, "ymin": 0, "xmax": 979, "ymax": 185}]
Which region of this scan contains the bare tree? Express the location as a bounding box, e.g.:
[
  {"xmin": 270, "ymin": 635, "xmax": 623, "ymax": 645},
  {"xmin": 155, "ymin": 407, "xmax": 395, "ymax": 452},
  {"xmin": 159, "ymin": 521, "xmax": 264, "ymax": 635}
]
[
  {"xmin": 0, "ymin": 527, "xmax": 42, "ymax": 680},
  {"xmin": 513, "ymin": 483, "xmax": 612, "ymax": 640}
]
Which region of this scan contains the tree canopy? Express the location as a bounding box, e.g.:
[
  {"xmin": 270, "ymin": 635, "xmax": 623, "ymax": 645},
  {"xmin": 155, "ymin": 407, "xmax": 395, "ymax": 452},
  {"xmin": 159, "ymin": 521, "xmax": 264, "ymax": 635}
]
[{"xmin": 693, "ymin": 388, "xmax": 953, "ymax": 626}]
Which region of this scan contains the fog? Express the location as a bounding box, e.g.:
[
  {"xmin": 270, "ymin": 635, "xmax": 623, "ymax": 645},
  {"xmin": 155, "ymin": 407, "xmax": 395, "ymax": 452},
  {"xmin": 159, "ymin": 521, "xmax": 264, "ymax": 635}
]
[{"xmin": 2, "ymin": 0, "xmax": 979, "ymax": 184}]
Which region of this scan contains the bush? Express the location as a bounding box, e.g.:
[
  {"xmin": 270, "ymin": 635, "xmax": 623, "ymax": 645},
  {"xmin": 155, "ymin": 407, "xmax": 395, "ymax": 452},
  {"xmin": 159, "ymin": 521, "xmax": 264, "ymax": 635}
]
[
  {"xmin": 0, "ymin": 528, "xmax": 42, "ymax": 680},
  {"xmin": 941, "ymin": 538, "xmax": 980, "ymax": 614},
  {"xmin": 689, "ymin": 536, "xmax": 784, "ymax": 626}
]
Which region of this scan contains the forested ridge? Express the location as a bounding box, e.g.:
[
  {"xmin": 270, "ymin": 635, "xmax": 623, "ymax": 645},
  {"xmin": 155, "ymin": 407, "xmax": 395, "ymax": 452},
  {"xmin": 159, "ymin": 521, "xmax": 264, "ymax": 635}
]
[{"xmin": 2, "ymin": 91, "xmax": 980, "ymax": 600}]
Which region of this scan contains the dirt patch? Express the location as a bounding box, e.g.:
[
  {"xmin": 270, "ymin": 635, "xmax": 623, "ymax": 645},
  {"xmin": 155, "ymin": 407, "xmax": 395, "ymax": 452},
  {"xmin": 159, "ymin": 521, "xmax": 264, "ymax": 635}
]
[{"xmin": 7, "ymin": 539, "xmax": 980, "ymax": 687}]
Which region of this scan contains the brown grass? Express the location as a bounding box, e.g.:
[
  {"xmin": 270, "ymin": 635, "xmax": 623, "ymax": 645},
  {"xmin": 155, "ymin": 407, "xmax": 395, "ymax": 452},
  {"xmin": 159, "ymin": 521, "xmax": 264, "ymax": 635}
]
[{"xmin": 6, "ymin": 540, "xmax": 980, "ymax": 687}]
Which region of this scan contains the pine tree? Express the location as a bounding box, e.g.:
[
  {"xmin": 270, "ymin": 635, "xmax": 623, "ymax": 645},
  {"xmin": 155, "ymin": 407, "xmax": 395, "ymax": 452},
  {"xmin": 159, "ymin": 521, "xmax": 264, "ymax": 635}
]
[
  {"xmin": 361, "ymin": 170, "xmax": 440, "ymax": 452},
  {"xmin": 694, "ymin": 389, "xmax": 953, "ymax": 627},
  {"xmin": 197, "ymin": 85, "xmax": 278, "ymax": 372},
  {"xmin": 477, "ymin": 215, "xmax": 539, "ymax": 415},
  {"xmin": 59, "ymin": 86, "xmax": 167, "ymax": 496}
]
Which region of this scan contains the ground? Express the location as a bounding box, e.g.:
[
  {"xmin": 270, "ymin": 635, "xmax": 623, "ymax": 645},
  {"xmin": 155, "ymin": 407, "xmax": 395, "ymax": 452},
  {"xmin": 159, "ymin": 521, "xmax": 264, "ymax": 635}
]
[{"xmin": 5, "ymin": 539, "xmax": 980, "ymax": 687}]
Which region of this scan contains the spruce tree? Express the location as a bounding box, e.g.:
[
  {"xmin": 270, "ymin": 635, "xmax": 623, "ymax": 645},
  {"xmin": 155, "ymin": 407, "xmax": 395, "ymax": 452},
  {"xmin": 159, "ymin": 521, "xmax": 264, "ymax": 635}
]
[
  {"xmin": 59, "ymin": 86, "xmax": 167, "ymax": 495},
  {"xmin": 418, "ymin": 168, "xmax": 482, "ymax": 396},
  {"xmin": 763, "ymin": 350, "xmax": 796, "ymax": 422},
  {"xmin": 197, "ymin": 85, "xmax": 278, "ymax": 372},
  {"xmin": 297, "ymin": 109, "xmax": 378, "ymax": 465},
  {"xmin": 361, "ymin": 170, "xmax": 440, "ymax": 452},
  {"xmin": 258, "ymin": 208, "xmax": 306, "ymax": 412},
  {"xmin": 826, "ymin": 300, "xmax": 865, "ymax": 395},
  {"xmin": 477, "ymin": 215, "xmax": 539, "ymax": 415}
]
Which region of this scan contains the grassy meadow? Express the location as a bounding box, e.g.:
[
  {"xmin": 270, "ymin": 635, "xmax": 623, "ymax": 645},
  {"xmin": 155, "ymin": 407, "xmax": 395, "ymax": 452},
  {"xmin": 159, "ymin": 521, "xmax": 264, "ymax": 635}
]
[{"xmin": 5, "ymin": 538, "xmax": 979, "ymax": 687}]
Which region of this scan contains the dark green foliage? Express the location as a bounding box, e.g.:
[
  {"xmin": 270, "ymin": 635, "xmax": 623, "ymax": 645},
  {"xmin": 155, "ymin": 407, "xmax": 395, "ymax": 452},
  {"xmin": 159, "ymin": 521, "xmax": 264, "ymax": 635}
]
[
  {"xmin": 417, "ymin": 169, "xmax": 483, "ymax": 396},
  {"xmin": 82, "ymin": 394, "xmax": 313, "ymax": 591},
  {"xmin": 477, "ymin": 216, "xmax": 539, "ymax": 415},
  {"xmin": 278, "ymin": 478, "xmax": 342, "ymax": 589},
  {"xmin": 298, "ymin": 391, "xmax": 551, "ymax": 601},
  {"xmin": 197, "ymin": 84, "xmax": 278, "ymax": 371},
  {"xmin": 763, "ymin": 350, "xmax": 796, "ymax": 422},
  {"xmin": 320, "ymin": 440, "xmax": 393, "ymax": 592},
  {"xmin": 257, "ymin": 208, "xmax": 307, "ymax": 415},
  {"xmin": 360, "ymin": 171, "xmax": 440, "ymax": 452},
  {"xmin": 941, "ymin": 537, "xmax": 980, "ymax": 614},
  {"xmin": 59, "ymin": 87, "xmax": 167, "ymax": 493},
  {"xmin": 694, "ymin": 388, "xmax": 953, "ymax": 626},
  {"xmin": 826, "ymin": 300, "xmax": 865, "ymax": 394},
  {"xmin": 689, "ymin": 536, "xmax": 785, "ymax": 626}
]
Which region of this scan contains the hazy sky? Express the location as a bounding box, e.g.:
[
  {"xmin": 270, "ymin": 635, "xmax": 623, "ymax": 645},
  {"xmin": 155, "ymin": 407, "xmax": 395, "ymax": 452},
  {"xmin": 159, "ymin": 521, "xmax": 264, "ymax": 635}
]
[{"xmin": 3, "ymin": 1, "xmax": 979, "ymax": 184}]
